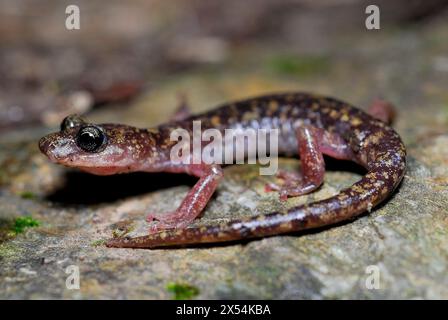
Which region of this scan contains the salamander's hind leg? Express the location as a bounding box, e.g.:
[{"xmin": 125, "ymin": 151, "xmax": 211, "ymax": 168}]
[
  {"xmin": 266, "ymin": 125, "xmax": 354, "ymax": 201},
  {"xmin": 367, "ymin": 98, "xmax": 395, "ymax": 124},
  {"xmin": 146, "ymin": 164, "xmax": 223, "ymax": 233}
]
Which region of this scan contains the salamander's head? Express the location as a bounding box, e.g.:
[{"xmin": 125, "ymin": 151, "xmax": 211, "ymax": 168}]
[{"xmin": 39, "ymin": 115, "xmax": 149, "ymax": 175}]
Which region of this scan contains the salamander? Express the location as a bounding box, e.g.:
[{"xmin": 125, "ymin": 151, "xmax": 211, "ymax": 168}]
[{"xmin": 38, "ymin": 93, "xmax": 406, "ymax": 248}]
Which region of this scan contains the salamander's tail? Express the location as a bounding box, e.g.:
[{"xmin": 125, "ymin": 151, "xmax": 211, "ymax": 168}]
[{"xmin": 106, "ymin": 129, "xmax": 406, "ymax": 249}]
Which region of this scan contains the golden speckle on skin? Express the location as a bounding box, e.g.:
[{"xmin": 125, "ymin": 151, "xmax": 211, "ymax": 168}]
[
  {"xmin": 384, "ymin": 159, "xmax": 393, "ymax": 167},
  {"xmin": 341, "ymin": 107, "xmax": 350, "ymax": 114},
  {"xmin": 366, "ymin": 131, "xmax": 385, "ymax": 146},
  {"xmin": 329, "ymin": 110, "xmax": 339, "ymax": 119},
  {"xmin": 159, "ymin": 232, "xmax": 168, "ymax": 240},
  {"xmin": 279, "ymin": 222, "xmax": 293, "ymax": 230},
  {"xmin": 114, "ymin": 130, "xmax": 125, "ymax": 143},
  {"xmin": 341, "ymin": 113, "xmax": 350, "ymax": 122},
  {"xmin": 147, "ymin": 128, "xmax": 159, "ymax": 134},
  {"xmin": 269, "ymin": 100, "xmax": 279, "ymax": 112},
  {"xmin": 338, "ymin": 193, "xmax": 349, "ymax": 201},
  {"xmin": 286, "ymin": 95, "xmax": 295, "ymax": 102},
  {"xmin": 211, "ymin": 116, "xmax": 221, "ymax": 126},
  {"xmin": 241, "ymin": 111, "xmax": 258, "ymax": 122},
  {"xmin": 352, "ymin": 185, "xmax": 365, "ymax": 193},
  {"xmin": 350, "ymin": 117, "xmax": 362, "ymax": 126}
]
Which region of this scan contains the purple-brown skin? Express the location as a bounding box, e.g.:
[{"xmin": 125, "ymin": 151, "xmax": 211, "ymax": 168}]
[{"xmin": 38, "ymin": 93, "xmax": 406, "ymax": 249}]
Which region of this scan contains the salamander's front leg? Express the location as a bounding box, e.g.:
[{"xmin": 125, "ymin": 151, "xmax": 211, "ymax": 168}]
[
  {"xmin": 266, "ymin": 126, "xmax": 354, "ymax": 201},
  {"xmin": 146, "ymin": 164, "xmax": 223, "ymax": 233}
]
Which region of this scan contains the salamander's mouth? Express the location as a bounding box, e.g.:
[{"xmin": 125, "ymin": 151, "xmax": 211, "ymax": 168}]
[
  {"xmin": 39, "ymin": 149, "xmax": 124, "ymax": 175},
  {"xmin": 38, "ymin": 134, "xmax": 74, "ymax": 164},
  {"xmin": 75, "ymin": 166, "xmax": 125, "ymax": 175}
]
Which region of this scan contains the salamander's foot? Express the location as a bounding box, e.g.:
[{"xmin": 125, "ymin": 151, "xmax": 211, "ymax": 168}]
[
  {"xmin": 367, "ymin": 98, "xmax": 395, "ymax": 124},
  {"xmin": 145, "ymin": 164, "xmax": 223, "ymax": 234},
  {"xmin": 146, "ymin": 212, "xmax": 190, "ymax": 233},
  {"xmin": 266, "ymin": 181, "xmax": 319, "ymax": 201},
  {"xmin": 264, "ymin": 169, "xmax": 301, "ymax": 192},
  {"xmin": 148, "ymin": 222, "xmax": 175, "ymax": 234},
  {"xmin": 278, "ymin": 183, "xmax": 320, "ymax": 201},
  {"xmin": 265, "ymin": 169, "xmax": 312, "ymax": 201},
  {"xmin": 146, "ymin": 212, "xmax": 191, "ymax": 233}
]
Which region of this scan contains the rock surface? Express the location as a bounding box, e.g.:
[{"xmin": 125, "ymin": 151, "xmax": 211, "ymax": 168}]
[{"xmin": 1, "ymin": 7, "xmax": 448, "ymax": 299}]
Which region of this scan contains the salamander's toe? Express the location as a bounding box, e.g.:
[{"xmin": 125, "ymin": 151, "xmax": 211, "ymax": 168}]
[
  {"xmin": 146, "ymin": 209, "xmax": 196, "ymax": 234},
  {"xmin": 265, "ymin": 178, "xmax": 321, "ymax": 201},
  {"xmin": 276, "ymin": 169, "xmax": 303, "ymax": 182},
  {"xmin": 264, "ymin": 169, "xmax": 305, "ymax": 197}
]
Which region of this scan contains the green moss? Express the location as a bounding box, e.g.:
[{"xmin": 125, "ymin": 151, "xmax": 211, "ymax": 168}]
[
  {"xmin": 0, "ymin": 242, "xmax": 22, "ymax": 259},
  {"xmin": 267, "ymin": 54, "xmax": 329, "ymax": 76},
  {"xmin": 91, "ymin": 239, "xmax": 106, "ymax": 247},
  {"xmin": 111, "ymin": 220, "xmax": 135, "ymax": 238},
  {"xmin": 12, "ymin": 216, "xmax": 40, "ymax": 234},
  {"xmin": 0, "ymin": 216, "xmax": 40, "ymax": 244},
  {"xmin": 19, "ymin": 191, "xmax": 37, "ymax": 200},
  {"xmin": 0, "ymin": 219, "xmax": 14, "ymax": 243},
  {"xmin": 166, "ymin": 282, "xmax": 200, "ymax": 300}
]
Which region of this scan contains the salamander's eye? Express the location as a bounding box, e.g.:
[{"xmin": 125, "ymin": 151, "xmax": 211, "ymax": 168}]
[
  {"xmin": 76, "ymin": 125, "xmax": 106, "ymax": 152},
  {"xmin": 61, "ymin": 114, "xmax": 85, "ymax": 131}
]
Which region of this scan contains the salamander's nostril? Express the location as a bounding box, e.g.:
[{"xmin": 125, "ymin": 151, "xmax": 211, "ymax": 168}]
[{"xmin": 38, "ymin": 135, "xmax": 57, "ymax": 156}]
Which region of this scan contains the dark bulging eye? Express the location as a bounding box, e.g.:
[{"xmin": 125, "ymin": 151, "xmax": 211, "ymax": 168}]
[
  {"xmin": 76, "ymin": 125, "xmax": 106, "ymax": 152},
  {"xmin": 61, "ymin": 114, "xmax": 85, "ymax": 131}
]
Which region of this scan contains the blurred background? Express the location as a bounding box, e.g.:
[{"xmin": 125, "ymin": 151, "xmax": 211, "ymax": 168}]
[{"xmin": 1, "ymin": 0, "xmax": 448, "ymax": 134}]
